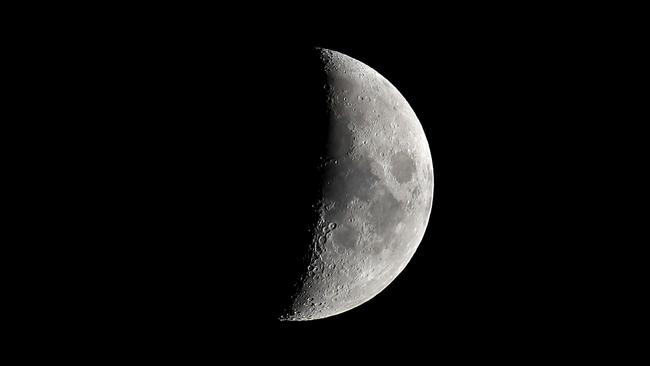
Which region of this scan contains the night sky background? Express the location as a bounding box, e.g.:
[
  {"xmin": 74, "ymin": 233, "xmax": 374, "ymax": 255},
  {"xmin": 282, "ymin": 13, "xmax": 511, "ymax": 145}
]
[
  {"xmin": 273, "ymin": 42, "xmax": 543, "ymax": 333},
  {"xmin": 41, "ymin": 19, "xmax": 611, "ymax": 355},
  {"xmin": 268, "ymin": 36, "xmax": 602, "ymax": 347}
]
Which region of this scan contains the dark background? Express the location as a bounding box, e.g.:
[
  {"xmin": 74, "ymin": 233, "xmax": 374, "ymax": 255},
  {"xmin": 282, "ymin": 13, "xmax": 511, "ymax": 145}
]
[
  {"xmin": 5, "ymin": 0, "xmax": 642, "ymax": 357},
  {"xmin": 128, "ymin": 40, "xmax": 578, "ymax": 338},
  {"xmin": 23, "ymin": 21, "xmax": 618, "ymax": 354},
  {"xmin": 266, "ymin": 38, "xmax": 615, "ymax": 349},
  {"xmin": 269, "ymin": 42, "xmax": 565, "ymax": 338}
]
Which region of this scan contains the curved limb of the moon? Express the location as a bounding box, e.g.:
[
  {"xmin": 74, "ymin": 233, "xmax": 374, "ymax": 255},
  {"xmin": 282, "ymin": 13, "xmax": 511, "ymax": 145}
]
[{"xmin": 280, "ymin": 48, "xmax": 434, "ymax": 321}]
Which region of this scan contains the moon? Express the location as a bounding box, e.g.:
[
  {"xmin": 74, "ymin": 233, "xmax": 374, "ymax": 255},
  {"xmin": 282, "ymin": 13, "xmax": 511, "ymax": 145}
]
[{"xmin": 278, "ymin": 48, "xmax": 434, "ymax": 321}]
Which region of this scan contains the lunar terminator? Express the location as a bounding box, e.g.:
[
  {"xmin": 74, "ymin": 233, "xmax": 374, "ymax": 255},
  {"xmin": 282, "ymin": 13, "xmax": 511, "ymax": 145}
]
[{"xmin": 279, "ymin": 48, "xmax": 434, "ymax": 321}]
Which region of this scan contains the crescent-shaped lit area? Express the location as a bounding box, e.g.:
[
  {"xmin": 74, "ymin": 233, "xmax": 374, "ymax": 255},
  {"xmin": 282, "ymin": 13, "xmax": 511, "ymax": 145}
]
[{"xmin": 277, "ymin": 48, "xmax": 434, "ymax": 321}]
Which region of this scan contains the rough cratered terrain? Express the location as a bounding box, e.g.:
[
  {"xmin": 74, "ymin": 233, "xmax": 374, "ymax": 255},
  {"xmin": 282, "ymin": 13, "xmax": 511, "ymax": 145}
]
[{"xmin": 279, "ymin": 48, "xmax": 434, "ymax": 321}]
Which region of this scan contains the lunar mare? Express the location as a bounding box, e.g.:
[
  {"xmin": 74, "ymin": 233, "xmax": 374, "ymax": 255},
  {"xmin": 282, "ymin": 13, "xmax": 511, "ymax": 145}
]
[{"xmin": 280, "ymin": 48, "xmax": 433, "ymax": 321}]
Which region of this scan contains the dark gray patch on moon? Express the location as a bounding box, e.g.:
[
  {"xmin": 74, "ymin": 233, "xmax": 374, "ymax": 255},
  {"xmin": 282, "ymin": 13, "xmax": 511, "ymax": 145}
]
[
  {"xmin": 332, "ymin": 223, "xmax": 359, "ymax": 250},
  {"xmin": 390, "ymin": 151, "xmax": 416, "ymax": 183},
  {"xmin": 369, "ymin": 189, "xmax": 403, "ymax": 238},
  {"xmin": 326, "ymin": 155, "xmax": 379, "ymax": 203}
]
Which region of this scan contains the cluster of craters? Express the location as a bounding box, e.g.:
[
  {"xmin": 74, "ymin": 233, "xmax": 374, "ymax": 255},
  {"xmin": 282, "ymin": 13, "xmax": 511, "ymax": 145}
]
[{"xmin": 280, "ymin": 49, "xmax": 433, "ymax": 321}]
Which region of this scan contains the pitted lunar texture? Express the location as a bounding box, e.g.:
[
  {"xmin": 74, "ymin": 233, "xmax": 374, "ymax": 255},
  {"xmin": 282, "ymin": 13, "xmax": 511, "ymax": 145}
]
[{"xmin": 279, "ymin": 48, "xmax": 434, "ymax": 321}]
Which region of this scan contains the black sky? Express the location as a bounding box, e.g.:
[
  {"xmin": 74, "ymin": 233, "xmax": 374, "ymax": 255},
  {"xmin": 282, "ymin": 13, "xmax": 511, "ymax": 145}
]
[
  {"xmin": 40, "ymin": 22, "xmax": 610, "ymax": 353},
  {"xmin": 268, "ymin": 38, "xmax": 597, "ymax": 341}
]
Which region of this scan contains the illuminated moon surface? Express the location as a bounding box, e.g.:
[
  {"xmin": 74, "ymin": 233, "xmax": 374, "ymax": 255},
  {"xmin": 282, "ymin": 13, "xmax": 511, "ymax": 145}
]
[{"xmin": 279, "ymin": 48, "xmax": 434, "ymax": 321}]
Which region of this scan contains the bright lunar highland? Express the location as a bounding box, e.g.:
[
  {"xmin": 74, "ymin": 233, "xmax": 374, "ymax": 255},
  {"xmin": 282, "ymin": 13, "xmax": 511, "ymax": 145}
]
[{"xmin": 279, "ymin": 48, "xmax": 434, "ymax": 321}]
